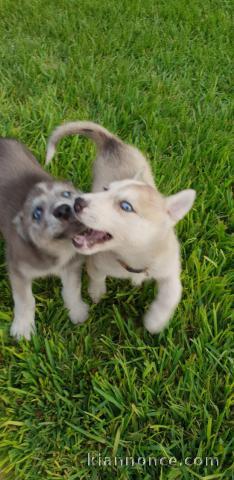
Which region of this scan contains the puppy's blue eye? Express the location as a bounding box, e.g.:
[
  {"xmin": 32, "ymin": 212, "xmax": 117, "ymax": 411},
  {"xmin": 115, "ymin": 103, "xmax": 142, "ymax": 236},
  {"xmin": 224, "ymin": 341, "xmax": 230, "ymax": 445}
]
[
  {"xmin": 120, "ymin": 201, "xmax": 134, "ymax": 212},
  {"xmin": 32, "ymin": 206, "xmax": 43, "ymax": 221},
  {"xmin": 62, "ymin": 191, "xmax": 71, "ymax": 198}
]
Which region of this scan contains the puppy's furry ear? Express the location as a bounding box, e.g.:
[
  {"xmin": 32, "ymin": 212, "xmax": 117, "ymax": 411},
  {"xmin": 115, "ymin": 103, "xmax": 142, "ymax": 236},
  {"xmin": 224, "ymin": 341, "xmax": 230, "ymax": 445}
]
[
  {"xmin": 165, "ymin": 189, "xmax": 196, "ymax": 224},
  {"xmin": 13, "ymin": 212, "xmax": 28, "ymax": 240},
  {"xmin": 133, "ymin": 168, "xmax": 146, "ymax": 182}
]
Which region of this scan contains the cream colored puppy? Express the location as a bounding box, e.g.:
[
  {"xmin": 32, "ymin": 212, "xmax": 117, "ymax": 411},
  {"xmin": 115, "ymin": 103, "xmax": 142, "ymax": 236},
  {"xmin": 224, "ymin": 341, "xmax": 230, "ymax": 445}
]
[{"xmin": 46, "ymin": 122, "xmax": 196, "ymax": 333}]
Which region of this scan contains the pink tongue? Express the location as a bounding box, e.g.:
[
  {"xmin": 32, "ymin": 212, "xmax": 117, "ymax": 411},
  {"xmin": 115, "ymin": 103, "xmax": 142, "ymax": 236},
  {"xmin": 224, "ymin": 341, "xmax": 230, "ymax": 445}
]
[
  {"xmin": 73, "ymin": 230, "xmax": 107, "ymax": 248},
  {"xmin": 73, "ymin": 235, "xmax": 89, "ymax": 248}
]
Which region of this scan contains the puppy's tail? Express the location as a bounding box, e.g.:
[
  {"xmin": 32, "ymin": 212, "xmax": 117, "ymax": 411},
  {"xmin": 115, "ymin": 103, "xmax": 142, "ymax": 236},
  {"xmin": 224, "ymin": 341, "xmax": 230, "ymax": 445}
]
[{"xmin": 46, "ymin": 121, "xmax": 122, "ymax": 164}]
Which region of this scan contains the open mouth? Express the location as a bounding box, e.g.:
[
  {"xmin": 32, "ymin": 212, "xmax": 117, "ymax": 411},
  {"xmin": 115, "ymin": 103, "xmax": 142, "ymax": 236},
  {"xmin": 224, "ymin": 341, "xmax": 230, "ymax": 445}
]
[
  {"xmin": 72, "ymin": 228, "xmax": 112, "ymax": 249},
  {"xmin": 54, "ymin": 221, "xmax": 87, "ymax": 240}
]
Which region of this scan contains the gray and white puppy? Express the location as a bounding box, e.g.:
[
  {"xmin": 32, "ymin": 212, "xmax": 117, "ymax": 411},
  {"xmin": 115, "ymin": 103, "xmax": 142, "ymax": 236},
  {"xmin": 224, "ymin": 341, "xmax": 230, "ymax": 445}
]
[
  {"xmin": 46, "ymin": 122, "xmax": 196, "ymax": 334},
  {"xmin": 0, "ymin": 138, "xmax": 88, "ymax": 340}
]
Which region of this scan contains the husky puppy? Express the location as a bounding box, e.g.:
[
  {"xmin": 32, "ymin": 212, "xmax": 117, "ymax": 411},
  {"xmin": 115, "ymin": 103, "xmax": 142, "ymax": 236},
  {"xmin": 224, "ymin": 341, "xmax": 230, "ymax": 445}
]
[
  {"xmin": 46, "ymin": 122, "xmax": 196, "ymax": 334},
  {"xmin": 0, "ymin": 138, "xmax": 88, "ymax": 339}
]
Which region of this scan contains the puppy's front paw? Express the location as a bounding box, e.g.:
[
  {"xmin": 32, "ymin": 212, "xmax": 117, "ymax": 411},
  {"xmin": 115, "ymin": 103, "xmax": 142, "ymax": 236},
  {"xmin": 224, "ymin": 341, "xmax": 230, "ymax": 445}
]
[
  {"xmin": 144, "ymin": 306, "xmax": 170, "ymax": 334},
  {"xmin": 69, "ymin": 301, "xmax": 89, "ymax": 325},
  {"xmin": 10, "ymin": 319, "xmax": 35, "ymax": 340},
  {"xmin": 88, "ymin": 282, "xmax": 106, "ymax": 304}
]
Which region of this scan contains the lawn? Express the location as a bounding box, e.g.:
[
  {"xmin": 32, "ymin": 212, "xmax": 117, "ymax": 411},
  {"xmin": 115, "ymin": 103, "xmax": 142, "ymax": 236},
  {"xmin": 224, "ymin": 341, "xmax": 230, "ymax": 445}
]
[{"xmin": 0, "ymin": 0, "xmax": 233, "ymax": 478}]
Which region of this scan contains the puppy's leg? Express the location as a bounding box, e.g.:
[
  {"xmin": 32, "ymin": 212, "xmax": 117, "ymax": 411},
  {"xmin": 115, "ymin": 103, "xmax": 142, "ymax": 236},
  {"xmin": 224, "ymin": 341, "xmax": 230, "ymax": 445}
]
[
  {"xmin": 87, "ymin": 258, "xmax": 106, "ymax": 303},
  {"xmin": 60, "ymin": 260, "xmax": 89, "ymax": 325},
  {"xmin": 144, "ymin": 274, "xmax": 182, "ymax": 334},
  {"xmin": 10, "ymin": 271, "xmax": 35, "ymax": 340}
]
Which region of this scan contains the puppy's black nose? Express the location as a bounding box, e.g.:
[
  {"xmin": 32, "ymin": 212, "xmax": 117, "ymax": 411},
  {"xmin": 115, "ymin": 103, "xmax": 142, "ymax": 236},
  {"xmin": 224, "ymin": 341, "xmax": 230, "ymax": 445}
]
[
  {"xmin": 74, "ymin": 197, "xmax": 88, "ymax": 213},
  {"xmin": 53, "ymin": 204, "xmax": 72, "ymax": 221}
]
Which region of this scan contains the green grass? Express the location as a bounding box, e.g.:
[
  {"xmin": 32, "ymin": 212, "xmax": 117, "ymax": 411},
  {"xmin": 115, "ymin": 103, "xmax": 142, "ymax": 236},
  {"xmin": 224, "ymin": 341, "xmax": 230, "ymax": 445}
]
[{"xmin": 0, "ymin": 0, "xmax": 233, "ymax": 478}]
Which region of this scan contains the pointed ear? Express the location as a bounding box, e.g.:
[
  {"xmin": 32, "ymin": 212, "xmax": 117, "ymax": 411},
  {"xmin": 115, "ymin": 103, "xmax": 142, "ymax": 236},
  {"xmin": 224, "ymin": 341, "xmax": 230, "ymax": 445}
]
[
  {"xmin": 165, "ymin": 189, "xmax": 196, "ymax": 224},
  {"xmin": 133, "ymin": 167, "xmax": 146, "ymax": 182},
  {"xmin": 13, "ymin": 212, "xmax": 28, "ymax": 240}
]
